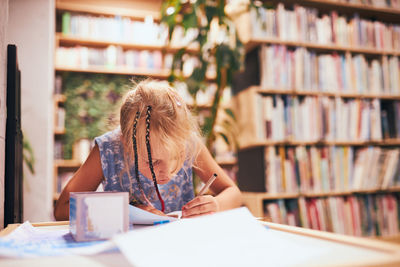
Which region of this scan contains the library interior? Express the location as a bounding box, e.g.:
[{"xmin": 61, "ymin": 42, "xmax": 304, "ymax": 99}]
[{"xmin": 1, "ymin": 0, "xmax": 400, "ymax": 265}]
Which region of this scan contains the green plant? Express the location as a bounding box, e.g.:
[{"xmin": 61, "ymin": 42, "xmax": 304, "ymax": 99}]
[
  {"xmin": 62, "ymin": 73, "xmax": 137, "ymax": 158},
  {"xmin": 161, "ymin": 0, "xmax": 244, "ymax": 152}
]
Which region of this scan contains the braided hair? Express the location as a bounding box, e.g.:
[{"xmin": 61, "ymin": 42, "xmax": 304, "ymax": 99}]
[{"xmin": 132, "ymin": 105, "xmax": 165, "ymax": 212}]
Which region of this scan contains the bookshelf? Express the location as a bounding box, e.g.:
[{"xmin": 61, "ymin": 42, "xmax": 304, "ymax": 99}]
[
  {"xmin": 53, "ymin": 0, "xmax": 169, "ymax": 201},
  {"xmin": 53, "ymin": 0, "xmax": 237, "ymax": 202},
  {"xmin": 228, "ymin": 0, "xmax": 400, "ymax": 240}
]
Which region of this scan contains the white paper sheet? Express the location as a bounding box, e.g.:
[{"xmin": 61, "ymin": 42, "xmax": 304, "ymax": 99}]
[
  {"xmin": 114, "ymin": 207, "xmax": 391, "ymax": 267},
  {"xmin": 128, "ymin": 205, "xmax": 180, "ymax": 225},
  {"xmin": 115, "ymin": 207, "xmax": 275, "ymax": 267},
  {"xmin": 0, "ymin": 222, "xmax": 116, "ymax": 258}
]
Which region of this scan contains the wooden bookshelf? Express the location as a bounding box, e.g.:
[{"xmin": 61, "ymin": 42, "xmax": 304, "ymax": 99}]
[
  {"xmin": 53, "ymin": 94, "xmax": 66, "ymax": 103},
  {"xmin": 53, "ymin": 0, "xmax": 237, "ymax": 205},
  {"xmin": 53, "ymin": 94, "xmax": 66, "ymax": 135},
  {"xmin": 240, "ymin": 140, "xmax": 400, "ymax": 151},
  {"xmin": 246, "ymin": 38, "xmax": 400, "ymax": 56},
  {"xmin": 55, "ymin": 66, "xmax": 217, "ymax": 81},
  {"xmin": 54, "ymin": 128, "xmax": 66, "ymax": 135},
  {"xmin": 56, "ymin": 0, "xmax": 162, "ymax": 21},
  {"xmin": 269, "ymin": 0, "xmax": 400, "ymax": 23},
  {"xmin": 283, "ymin": 0, "xmax": 400, "ymax": 16},
  {"xmin": 229, "ymin": 0, "xmax": 400, "ymax": 240},
  {"xmin": 56, "ymin": 33, "xmax": 199, "ymax": 54},
  {"xmin": 251, "ymin": 86, "xmax": 400, "ymax": 100},
  {"xmin": 54, "ymin": 159, "xmax": 81, "ymax": 168},
  {"xmin": 53, "ymin": 159, "xmax": 81, "ymax": 201},
  {"xmin": 55, "ymin": 65, "xmax": 172, "ymax": 78}
]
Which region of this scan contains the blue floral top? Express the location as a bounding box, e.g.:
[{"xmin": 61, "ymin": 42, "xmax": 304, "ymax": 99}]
[{"xmin": 94, "ymin": 128, "xmax": 195, "ymax": 213}]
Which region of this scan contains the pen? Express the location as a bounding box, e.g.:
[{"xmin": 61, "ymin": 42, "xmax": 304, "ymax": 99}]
[
  {"xmin": 153, "ymin": 220, "xmax": 170, "ymax": 225},
  {"xmin": 198, "ymin": 173, "xmax": 218, "ymax": 196}
]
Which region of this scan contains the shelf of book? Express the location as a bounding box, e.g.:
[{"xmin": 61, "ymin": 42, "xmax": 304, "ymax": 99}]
[
  {"xmin": 228, "ymin": 0, "xmax": 400, "ymax": 240},
  {"xmin": 244, "ymin": 187, "xmax": 400, "ymax": 206},
  {"xmin": 53, "ymin": 94, "xmax": 66, "ymax": 103},
  {"xmin": 55, "ymin": 65, "xmax": 172, "ymax": 78},
  {"xmin": 53, "ymin": 159, "xmax": 81, "ymax": 201},
  {"xmin": 246, "ymin": 38, "xmax": 400, "ymax": 56},
  {"xmin": 56, "ymin": 33, "xmax": 198, "ymax": 54},
  {"xmin": 281, "ymin": 0, "xmax": 400, "ymax": 15},
  {"xmin": 256, "ymin": 87, "xmax": 400, "ymax": 100},
  {"xmin": 233, "ymin": 86, "xmax": 400, "ymax": 149},
  {"xmin": 249, "ymin": 0, "xmax": 400, "ymax": 25},
  {"xmin": 55, "ymin": 0, "xmax": 162, "ymax": 21},
  {"xmin": 54, "ymin": 94, "xmax": 66, "ymax": 136},
  {"xmin": 52, "ymin": 0, "xmax": 238, "ymax": 204},
  {"xmin": 242, "ymin": 191, "xmax": 400, "ymax": 240},
  {"xmin": 54, "ymin": 128, "xmax": 66, "ymax": 135},
  {"xmin": 240, "ymin": 140, "xmax": 400, "ymax": 151},
  {"xmin": 54, "ymin": 159, "xmax": 81, "ymax": 169}
]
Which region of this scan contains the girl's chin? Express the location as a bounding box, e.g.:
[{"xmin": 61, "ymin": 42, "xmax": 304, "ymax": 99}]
[{"xmin": 157, "ymin": 179, "xmax": 170, "ymax": 185}]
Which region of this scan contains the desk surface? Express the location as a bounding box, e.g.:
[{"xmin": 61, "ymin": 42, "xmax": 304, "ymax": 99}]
[{"xmin": 1, "ymin": 220, "xmax": 400, "ymax": 267}]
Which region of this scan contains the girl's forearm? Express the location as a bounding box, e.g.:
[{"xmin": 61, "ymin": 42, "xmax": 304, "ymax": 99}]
[
  {"xmin": 54, "ymin": 200, "xmax": 69, "ymax": 221},
  {"xmin": 215, "ymin": 186, "xmax": 243, "ymax": 211}
]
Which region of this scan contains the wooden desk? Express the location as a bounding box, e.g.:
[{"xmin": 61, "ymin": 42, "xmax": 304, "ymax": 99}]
[
  {"xmin": 1, "ymin": 220, "xmax": 400, "ymax": 266},
  {"xmin": 0, "ymin": 221, "xmax": 69, "ymax": 237}
]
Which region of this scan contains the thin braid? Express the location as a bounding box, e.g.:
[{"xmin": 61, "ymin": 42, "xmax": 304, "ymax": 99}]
[
  {"xmin": 132, "ymin": 110, "xmax": 146, "ymax": 199},
  {"xmin": 145, "ymin": 105, "xmax": 165, "ymax": 212}
]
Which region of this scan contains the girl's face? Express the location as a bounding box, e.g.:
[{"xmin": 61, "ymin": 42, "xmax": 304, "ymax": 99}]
[{"xmin": 137, "ymin": 140, "xmax": 179, "ymax": 185}]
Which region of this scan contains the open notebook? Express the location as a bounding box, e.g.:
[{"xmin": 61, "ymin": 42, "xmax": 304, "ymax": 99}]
[{"xmin": 128, "ymin": 205, "xmax": 182, "ymax": 225}]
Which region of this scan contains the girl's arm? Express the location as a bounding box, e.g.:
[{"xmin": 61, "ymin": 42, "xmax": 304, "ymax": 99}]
[
  {"xmin": 53, "ymin": 144, "xmax": 104, "ymax": 221},
  {"xmin": 182, "ymin": 143, "xmax": 242, "ymax": 218}
]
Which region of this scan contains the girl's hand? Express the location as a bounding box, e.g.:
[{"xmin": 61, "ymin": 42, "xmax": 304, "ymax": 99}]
[
  {"xmin": 135, "ymin": 204, "xmax": 166, "ymax": 216},
  {"xmin": 181, "ymin": 195, "xmax": 219, "ymax": 218}
]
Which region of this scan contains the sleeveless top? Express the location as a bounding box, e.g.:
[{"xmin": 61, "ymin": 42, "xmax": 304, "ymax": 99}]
[{"xmin": 94, "ymin": 128, "xmax": 195, "ymax": 213}]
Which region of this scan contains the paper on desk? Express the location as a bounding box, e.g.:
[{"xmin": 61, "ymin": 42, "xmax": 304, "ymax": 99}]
[
  {"xmin": 116, "ymin": 207, "xmax": 391, "ymax": 267},
  {"xmin": 0, "ymin": 222, "xmax": 116, "ymax": 258},
  {"xmin": 129, "ymin": 205, "xmax": 180, "ymax": 225},
  {"xmin": 114, "ymin": 207, "xmax": 275, "ymax": 267}
]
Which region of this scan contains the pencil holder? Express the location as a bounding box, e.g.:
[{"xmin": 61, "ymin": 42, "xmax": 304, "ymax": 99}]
[{"xmin": 69, "ymin": 191, "xmax": 129, "ymax": 241}]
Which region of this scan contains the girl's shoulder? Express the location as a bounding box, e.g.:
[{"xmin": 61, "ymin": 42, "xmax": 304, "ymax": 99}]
[
  {"xmin": 94, "ymin": 128, "xmax": 123, "ymax": 154},
  {"xmin": 95, "ymin": 128, "xmax": 122, "ymax": 144}
]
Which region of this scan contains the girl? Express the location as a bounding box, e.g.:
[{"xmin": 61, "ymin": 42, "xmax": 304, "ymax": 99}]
[{"xmin": 54, "ymin": 79, "xmax": 242, "ymax": 220}]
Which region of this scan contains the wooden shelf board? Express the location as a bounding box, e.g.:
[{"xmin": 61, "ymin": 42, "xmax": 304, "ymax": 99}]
[
  {"xmin": 55, "ymin": 65, "xmax": 171, "ymax": 78},
  {"xmin": 55, "ymin": 65, "xmax": 217, "ymax": 81},
  {"xmin": 265, "ymin": 0, "xmax": 400, "ymax": 23},
  {"xmin": 56, "ymin": 1, "xmax": 162, "ymax": 21},
  {"xmin": 56, "ymin": 33, "xmax": 199, "ymax": 53},
  {"xmin": 54, "ymin": 94, "xmax": 66, "ymax": 103},
  {"xmin": 255, "ymin": 87, "xmax": 400, "ymax": 100},
  {"xmin": 239, "ymin": 139, "xmax": 400, "ymax": 150},
  {"xmin": 54, "ymin": 128, "xmax": 66, "ymax": 135},
  {"xmin": 54, "ymin": 159, "xmax": 81, "ymax": 168},
  {"xmin": 242, "ymin": 188, "xmax": 400, "ymax": 200},
  {"xmin": 247, "ymin": 38, "xmax": 400, "ymax": 56},
  {"xmin": 294, "ymin": 0, "xmax": 400, "ymax": 15}
]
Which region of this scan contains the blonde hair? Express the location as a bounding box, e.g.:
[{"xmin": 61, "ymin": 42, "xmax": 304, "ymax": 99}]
[{"xmin": 120, "ymin": 79, "xmax": 202, "ymax": 175}]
